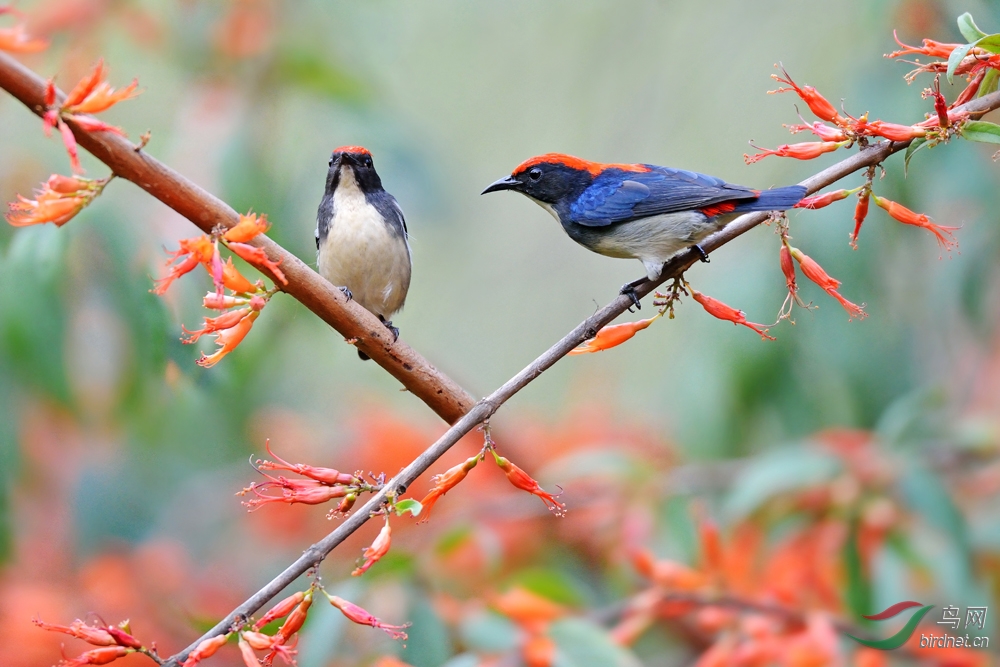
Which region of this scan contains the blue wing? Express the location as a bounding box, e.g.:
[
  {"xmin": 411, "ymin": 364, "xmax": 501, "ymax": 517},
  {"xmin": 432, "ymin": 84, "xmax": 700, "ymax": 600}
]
[{"xmin": 568, "ymin": 166, "xmax": 758, "ymax": 227}]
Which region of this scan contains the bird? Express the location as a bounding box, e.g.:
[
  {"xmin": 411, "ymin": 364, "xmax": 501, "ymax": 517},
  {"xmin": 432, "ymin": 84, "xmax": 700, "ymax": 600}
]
[
  {"xmin": 316, "ymin": 146, "xmax": 411, "ymax": 359},
  {"xmin": 483, "ymin": 153, "xmax": 806, "ymax": 308}
]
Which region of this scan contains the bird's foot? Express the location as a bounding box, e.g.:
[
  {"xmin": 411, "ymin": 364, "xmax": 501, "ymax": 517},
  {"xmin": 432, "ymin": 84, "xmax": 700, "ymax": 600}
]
[
  {"xmin": 378, "ymin": 315, "xmax": 400, "ymax": 342},
  {"xmin": 619, "ymin": 281, "xmax": 643, "ymax": 311},
  {"xmin": 357, "ymin": 349, "xmax": 371, "ymax": 361},
  {"xmin": 339, "ymin": 286, "xmax": 353, "ymax": 301},
  {"xmin": 692, "ymin": 244, "xmax": 710, "ymax": 263}
]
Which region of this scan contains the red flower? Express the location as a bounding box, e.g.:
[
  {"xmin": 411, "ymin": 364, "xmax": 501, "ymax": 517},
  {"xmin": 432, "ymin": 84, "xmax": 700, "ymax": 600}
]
[
  {"xmin": 352, "ymin": 517, "xmax": 392, "ymax": 576},
  {"xmin": 418, "ymin": 454, "xmax": 480, "ymax": 522},
  {"xmin": 255, "ymin": 440, "xmax": 358, "ymax": 486},
  {"xmin": 491, "ymin": 450, "xmax": 566, "ymax": 515},
  {"xmin": 569, "ymin": 313, "xmax": 662, "ymax": 354},
  {"xmin": 778, "ymin": 240, "xmax": 806, "ymax": 320},
  {"xmin": 153, "ymin": 235, "xmax": 215, "ymax": 295},
  {"xmin": 59, "ymin": 646, "xmax": 131, "ymax": 666},
  {"xmin": 239, "ymin": 471, "xmax": 348, "ymax": 510},
  {"xmin": 872, "ymin": 195, "xmax": 959, "ymax": 251},
  {"xmin": 887, "ymin": 32, "xmax": 961, "ymax": 60},
  {"xmin": 222, "ymin": 257, "xmax": 257, "ymax": 294},
  {"xmin": 181, "ymin": 634, "xmax": 230, "ymax": 667},
  {"xmin": 33, "ymin": 618, "xmax": 116, "ymax": 646},
  {"xmin": 276, "ymin": 590, "xmax": 313, "ymax": 642},
  {"xmin": 789, "ymin": 246, "xmax": 866, "ymax": 320},
  {"xmin": 61, "ymin": 59, "xmax": 140, "ymax": 115},
  {"xmin": 254, "ymin": 591, "xmax": 306, "ymax": 631},
  {"xmin": 851, "ymin": 189, "xmax": 870, "ymax": 250},
  {"xmin": 196, "ymin": 309, "xmax": 259, "ymax": 367},
  {"xmin": 865, "ymin": 120, "xmax": 927, "ymax": 142},
  {"xmin": 223, "ymin": 212, "xmax": 270, "ymax": 243},
  {"xmin": 324, "ymin": 592, "xmax": 410, "ymax": 640},
  {"xmin": 688, "ymin": 286, "xmax": 775, "ymax": 340},
  {"xmin": 0, "ymin": 22, "xmax": 47, "ymax": 52},
  {"xmin": 784, "ymin": 121, "xmax": 848, "ymax": 142},
  {"xmin": 769, "ymin": 67, "xmax": 843, "ymax": 124},
  {"xmin": 794, "ymin": 187, "xmax": 858, "ymax": 210},
  {"xmin": 226, "ymin": 242, "xmax": 287, "ymax": 285},
  {"xmin": 744, "ymin": 141, "xmax": 845, "ymax": 164},
  {"xmin": 182, "ymin": 307, "xmax": 253, "ymax": 344},
  {"xmin": 6, "ymin": 174, "xmax": 108, "ymax": 227}
]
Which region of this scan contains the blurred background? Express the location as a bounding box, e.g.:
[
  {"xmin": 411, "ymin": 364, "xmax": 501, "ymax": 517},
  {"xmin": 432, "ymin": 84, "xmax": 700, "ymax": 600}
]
[{"xmin": 1, "ymin": 0, "xmax": 999, "ymax": 665}]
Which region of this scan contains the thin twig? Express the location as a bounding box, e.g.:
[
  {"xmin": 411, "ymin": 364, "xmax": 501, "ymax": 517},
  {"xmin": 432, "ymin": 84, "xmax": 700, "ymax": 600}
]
[{"xmin": 2, "ymin": 51, "xmax": 998, "ymax": 665}]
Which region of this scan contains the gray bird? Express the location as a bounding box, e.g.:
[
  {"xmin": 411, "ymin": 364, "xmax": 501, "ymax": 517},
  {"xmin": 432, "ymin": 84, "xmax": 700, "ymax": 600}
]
[{"xmin": 316, "ymin": 146, "xmax": 411, "ymax": 358}]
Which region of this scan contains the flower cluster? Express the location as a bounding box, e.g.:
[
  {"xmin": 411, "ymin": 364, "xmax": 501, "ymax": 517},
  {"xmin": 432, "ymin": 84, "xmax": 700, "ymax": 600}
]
[
  {"xmin": 154, "ymin": 212, "xmax": 287, "ymax": 367},
  {"xmin": 42, "ymin": 59, "xmax": 140, "ymax": 173},
  {"xmin": 5, "ymin": 173, "xmax": 110, "ymax": 227},
  {"xmin": 33, "ymin": 617, "xmax": 154, "ymax": 666}
]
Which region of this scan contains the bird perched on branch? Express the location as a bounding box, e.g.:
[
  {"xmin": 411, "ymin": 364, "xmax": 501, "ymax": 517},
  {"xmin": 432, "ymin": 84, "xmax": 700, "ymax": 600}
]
[
  {"xmin": 483, "ymin": 153, "xmax": 806, "ymax": 308},
  {"xmin": 316, "ymin": 146, "xmax": 411, "ymax": 359}
]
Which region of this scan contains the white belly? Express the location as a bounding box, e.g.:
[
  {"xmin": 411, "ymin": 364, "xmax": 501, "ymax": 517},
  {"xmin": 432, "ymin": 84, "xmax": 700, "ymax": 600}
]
[{"xmin": 318, "ymin": 177, "xmax": 411, "ymax": 318}]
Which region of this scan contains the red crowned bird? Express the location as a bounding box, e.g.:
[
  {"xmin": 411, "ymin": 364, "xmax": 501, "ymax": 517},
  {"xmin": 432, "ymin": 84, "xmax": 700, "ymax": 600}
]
[{"xmin": 483, "ymin": 153, "xmax": 806, "ymax": 308}]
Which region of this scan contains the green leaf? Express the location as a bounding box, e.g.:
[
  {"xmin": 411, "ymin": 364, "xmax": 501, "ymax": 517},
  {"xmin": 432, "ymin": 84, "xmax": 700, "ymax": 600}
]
[
  {"xmin": 843, "ymin": 518, "xmax": 872, "ymax": 619},
  {"xmin": 904, "ymin": 136, "xmax": 928, "ymax": 175},
  {"xmin": 394, "ymin": 498, "xmax": 422, "ymax": 517},
  {"xmin": 976, "ymin": 34, "xmax": 1000, "ymax": 55},
  {"xmin": 947, "ymin": 42, "xmax": 976, "ymax": 84},
  {"xmin": 979, "ymin": 68, "xmax": 1000, "ymax": 97},
  {"xmin": 962, "ymin": 120, "xmax": 1000, "ymax": 144},
  {"xmin": 957, "ymin": 13, "xmax": 987, "ymax": 42},
  {"xmin": 723, "ymin": 447, "xmax": 841, "ymax": 521},
  {"xmin": 507, "ymin": 568, "xmax": 590, "ymax": 606},
  {"xmin": 549, "ymin": 618, "xmax": 642, "ymax": 667}
]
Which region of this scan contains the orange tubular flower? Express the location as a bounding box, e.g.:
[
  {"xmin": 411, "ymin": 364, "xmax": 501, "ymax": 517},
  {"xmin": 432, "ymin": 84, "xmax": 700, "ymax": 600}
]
[
  {"xmin": 324, "ymin": 592, "xmax": 410, "ymax": 640},
  {"xmin": 196, "ymin": 309, "xmax": 259, "ymax": 367},
  {"xmin": 237, "ymin": 636, "xmax": 259, "ymax": 667},
  {"xmin": 0, "ymin": 22, "xmax": 47, "ymax": 52},
  {"xmin": 203, "ymin": 293, "xmax": 248, "ymax": 310},
  {"xmin": 887, "ymin": 32, "xmax": 961, "ymax": 60},
  {"xmin": 276, "ymin": 590, "xmax": 313, "ymax": 642},
  {"xmin": 33, "ymin": 618, "xmax": 116, "ymax": 646},
  {"xmin": 851, "ymin": 189, "xmax": 870, "ymax": 250},
  {"xmin": 789, "ymin": 246, "xmax": 866, "ymax": 320},
  {"xmin": 61, "ymin": 59, "xmax": 140, "ymax": 116},
  {"xmin": 770, "ymin": 68, "xmax": 843, "ymax": 124},
  {"xmin": 226, "ymin": 242, "xmax": 287, "ymax": 285},
  {"xmin": 256, "ymin": 440, "xmax": 358, "ymax": 486},
  {"xmin": 61, "ymin": 646, "xmax": 131, "ymax": 666},
  {"xmin": 6, "ymin": 173, "xmax": 107, "ymax": 227},
  {"xmin": 222, "ymin": 257, "xmax": 257, "ymax": 293},
  {"xmin": 872, "ymin": 195, "xmax": 959, "ymax": 251},
  {"xmin": 491, "ymin": 450, "xmax": 566, "ymax": 515},
  {"xmin": 785, "ymin": 121, "xmax": 847, "ymax": 142},
  {"xmin": 153, "ymin": 235, "xmax": 216, "ymax": 295},
  {"xmin": 744, "ymin": 141, "xmax": 846, "ymax": 164},
  {"xmin": 223, "ymin": 212, "xmax": 270, "ymax": 243},
  {"xmin": 794, "ymin": 187, "xmax": 858, "ymax": 210},
  {"xmin": 865, "ymin": 120, "xmax": 927, "ymax": 142},
  {"xmin": 778, "ymin": 241, "xmax": 806, "ymax": 317},
  {"xmin": 418, "ymin": 454, "xmax": 480, "ymax": 522},
  {"xmin": 181, "ymin": 633, "xmax": 230, "ymax": 667},
  {"xmin": 569, "ymin": 312, "xmax": 662, "ymax": 354},
  {"xmin": 689, "ymin": 286, "xmax": 775, "ymax": 340},
  {"xmin": 352, "ymin": 517, "xmax": 392, "ymax": 576},
  {"xmin": 254, "ymin": 591, "xmax": 306, "ymax": 631},
  {"xmin": 240, "ymin": 472, "xmax": 348, "ymax": 510}
]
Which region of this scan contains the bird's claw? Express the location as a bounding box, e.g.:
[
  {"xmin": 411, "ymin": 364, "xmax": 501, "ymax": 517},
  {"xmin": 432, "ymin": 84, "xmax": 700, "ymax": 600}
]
[
  {"xmin": 692, "ymin": 244, "xmax": 710, "ymax": 263},
  {"xmin": 619, "ymin": 283, "xmax": 642, "ymax": 311},
  {"xmin": 339, "ymin": 286, "xmax": 353, "ymax": 301},
  {"xmin": 379, "ymin": 316, "xmax": 400, "ymax": 342}
]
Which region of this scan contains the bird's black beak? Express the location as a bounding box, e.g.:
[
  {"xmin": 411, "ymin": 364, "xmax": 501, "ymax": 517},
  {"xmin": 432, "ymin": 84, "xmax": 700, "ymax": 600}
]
[{"xmin": 482, "ymin": 175, "xmax": 521, "ymax": 195}]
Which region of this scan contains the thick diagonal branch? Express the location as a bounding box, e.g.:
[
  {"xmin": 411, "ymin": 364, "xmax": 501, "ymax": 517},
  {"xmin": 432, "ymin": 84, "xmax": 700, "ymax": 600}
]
[
  {"xmin": 3, "ymin": 51, "xmax": 998, "ymax": 666},
  {"xmin": 0, "ymin": 52, "xmax": 476, "ymax": 425}
]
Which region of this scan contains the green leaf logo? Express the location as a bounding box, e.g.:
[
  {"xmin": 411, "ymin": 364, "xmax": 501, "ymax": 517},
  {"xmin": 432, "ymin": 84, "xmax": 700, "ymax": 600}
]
[{"xmin": 847, "ymin": 602, "xmax": 934, "ymax": 651}]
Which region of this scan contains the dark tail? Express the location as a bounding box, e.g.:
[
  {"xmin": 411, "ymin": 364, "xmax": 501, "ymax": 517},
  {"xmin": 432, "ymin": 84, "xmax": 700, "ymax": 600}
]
[{"xmin": 737, "ymin": 185, "xmax": 807, "ymax": 212}]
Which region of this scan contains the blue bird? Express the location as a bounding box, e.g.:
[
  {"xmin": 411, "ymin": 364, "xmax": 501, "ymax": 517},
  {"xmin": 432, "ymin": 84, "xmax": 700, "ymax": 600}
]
[{"xmin": 483, "ymin": 153, "xmax": 806, "ymax": 307}]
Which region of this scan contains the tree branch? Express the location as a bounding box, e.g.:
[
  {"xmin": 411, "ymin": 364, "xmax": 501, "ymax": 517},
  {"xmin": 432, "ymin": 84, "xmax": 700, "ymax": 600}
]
[
  {"xmin": 3, "ymin": 50, "xmax": 998, "ymax": 665},
  {"xmin": 0, "ymin": 52, "xmax": 476, "ymax": 425}
]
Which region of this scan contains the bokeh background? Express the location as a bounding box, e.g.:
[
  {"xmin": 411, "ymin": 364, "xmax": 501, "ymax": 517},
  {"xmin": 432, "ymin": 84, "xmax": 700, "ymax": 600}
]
[{"xmin": 1, "ymin": 0, "xmax": 999, "ymax": 665}]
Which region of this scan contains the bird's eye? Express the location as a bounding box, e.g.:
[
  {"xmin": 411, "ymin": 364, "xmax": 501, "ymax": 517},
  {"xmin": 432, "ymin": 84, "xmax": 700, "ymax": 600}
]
[
  {"xmin": 328, "ymin": 157, "xmax": 334, "ymax": 166},
  {"xmin": 528, "ymin": 167, "xmax": 543, "ymax": 181},
  {"xmin": 363, "ymin": 156, "xmax": 373, "ymax": 168}
]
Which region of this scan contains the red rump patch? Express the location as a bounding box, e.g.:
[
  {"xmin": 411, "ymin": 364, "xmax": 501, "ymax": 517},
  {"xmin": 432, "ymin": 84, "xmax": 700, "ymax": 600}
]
[
  {"xmin": 333, "ymin": 145, "xmax": 371, "ymax": 156},
  {"xmin": 512, "ymin": 153, "xmax": 651, "ymax": 177},
  {"xmin": 699, "ymin": 201, "xmax": 738, "ymax": 217}
]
